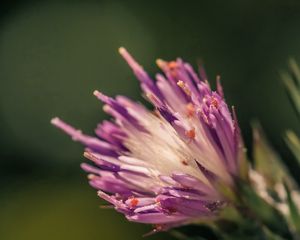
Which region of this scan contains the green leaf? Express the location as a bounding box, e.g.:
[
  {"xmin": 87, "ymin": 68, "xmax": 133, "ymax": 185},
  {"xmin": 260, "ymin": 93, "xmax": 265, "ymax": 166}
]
[
  {"xmin": 288, "ymin": 58, "xmax": 300, "ymax": 87},
  {"xmin": 284, "ymin": 182, "xmax": 300, "ymax": 233},
  {"xmin": 169, "ymin": 226, "xmax": 220, "ymax": 240},
  {"xmin": 285, "ymin": 130, "xmax": 300, "ymax": 166},
  {"xmin": 215, "ymin": 180, "xmax": 238, "ymax": 203},
  {"xmin": 252, "ymin": 121, "xmax": 288, "ymax": 185},
  {"xmin": 237, "ymin": 180, "xmax": 292, "ymax": 239},
  {"xmin": 262, "ymin": 227, "xmax": 287, "ymax": 240},
  {"xmin": 282, "ymin": 59, "xmax": 300, "ymax": 117}
]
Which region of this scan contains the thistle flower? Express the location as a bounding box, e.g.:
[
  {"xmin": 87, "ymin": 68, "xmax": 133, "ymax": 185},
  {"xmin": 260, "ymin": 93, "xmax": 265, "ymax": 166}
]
[{"xmin": 51, "ymin": 48, "xmax": 244, "ymax": 232}]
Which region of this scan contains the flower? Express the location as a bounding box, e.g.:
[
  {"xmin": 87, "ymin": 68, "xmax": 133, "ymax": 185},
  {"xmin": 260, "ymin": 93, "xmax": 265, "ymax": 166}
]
[{"xmin": 51, "ymin": 47, "xmax": 244, "ymax": 232}]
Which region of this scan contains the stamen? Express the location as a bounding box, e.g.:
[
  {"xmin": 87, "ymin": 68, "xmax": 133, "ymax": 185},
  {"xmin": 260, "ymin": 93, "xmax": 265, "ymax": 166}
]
[
  {"xmin": 168, "ymin": 61, "xmax": 179, "ymax": 77},
  {"xmin": 143, "ymin": 225, "xmax": 164, "ymax": 237},
  {"xmin": 50, "ymin": 117, "xmax": 84, "ymax": 141},
  {"xmin": 211, "ymin": 97, "xmax": 219, "ymax": 108},
  {"xmin": 185, "ymin": 127, "xmax": 196, "ymax": 139},
  {"xmin": 200, "ymin": 111, "xmax": 209, "ymax": 125},
  {"xmin": 181, "ymin": 160, "xmax": 189, "ymax": 166},
  {"xmin": 155, "ymin": 224, "xmax": 164, "ymax": 231},
  {"xmin": 177, "ymin": 80, "xmax": 191, "ymax": 96},
  {"xmin": 177, "ymin": 80, "xmax": 184, "ymax": 87},
  {"xmin": 146, "ymin": 92, "xmax": 161, "ymax": 106},
  {"xmin": 168, "ymin": 61, "xmax": 178, "ymax": 69},
  {"xmin": 186, "ymin": 103, "xmax": 195, "ymax": 117},
  {"xmin": 118, "ymin": 47, "xmax": 142, "ymax": 71},
  {"xmin": 129, "ymin": 197, "xmax": 139, "ymax": 208}
]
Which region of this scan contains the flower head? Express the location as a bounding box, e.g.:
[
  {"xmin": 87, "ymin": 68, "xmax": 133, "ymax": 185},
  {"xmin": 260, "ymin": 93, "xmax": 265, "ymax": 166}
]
[{"xmin": 52, "ymin": 48, "xmax": 244, "ymax": 232}]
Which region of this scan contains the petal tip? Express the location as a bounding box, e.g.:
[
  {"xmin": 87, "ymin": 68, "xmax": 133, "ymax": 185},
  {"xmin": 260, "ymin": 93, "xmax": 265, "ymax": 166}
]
[
  {"xmin": 156, "ymin": 58, "xmax": 165, "ymax": 68},
  {"xmin": 118, "ymin": 46, "xmax": 126, "ymax": 55},
  {"xmin": 93, "ymin": 90, "xmax": 101, "ymax": 97},
  {"xmin": 50, "ymin": 117, "xmax": 60, "ymax": 125}
]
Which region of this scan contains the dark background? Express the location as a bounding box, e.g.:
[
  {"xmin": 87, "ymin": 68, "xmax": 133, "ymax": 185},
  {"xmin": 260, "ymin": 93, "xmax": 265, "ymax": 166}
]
[{"xmin": 1, "ymin": 0, "xmax": 300, "ymax": 239}]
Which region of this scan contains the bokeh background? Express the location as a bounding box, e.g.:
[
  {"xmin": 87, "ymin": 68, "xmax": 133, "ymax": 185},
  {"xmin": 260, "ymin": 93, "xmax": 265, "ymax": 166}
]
[{"xmin": 1, "ymin": 0, "xmax": 300, "ymax": 239}]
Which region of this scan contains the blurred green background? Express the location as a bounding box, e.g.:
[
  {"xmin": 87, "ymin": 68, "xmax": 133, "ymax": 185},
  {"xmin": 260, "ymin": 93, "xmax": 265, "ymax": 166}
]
[{"xmin": 1, "ymin": 0, "xmax": 300, "ymax": 239}]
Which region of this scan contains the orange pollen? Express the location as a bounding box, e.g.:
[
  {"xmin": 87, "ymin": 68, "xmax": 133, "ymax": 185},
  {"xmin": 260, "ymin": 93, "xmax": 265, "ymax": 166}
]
[
  {"xmin": 211, "ymin": 98, "xmax": 219, "ymax": 108},
  {"xmin": 154, "ymin": 224, "xmax": 164, "ymax": 231},
  {"xmin": 168, "ymin": 61, "xmax": 178, "ymax": 77},
  {"xmin": 181, "ymin": 160, "xmax": 189, "ymax": 166},
  {"xmin": 168, "ymin": 61, "xmax": 178, "ymax": 69},
  {"xmin": 185, "ymin": 128, "xmax": 196, "ymax": 139},
  {"xmin": 186, "ymin": 103, "xmax": 195, "ymax": 117},
  {"xmin": 130, "ymin": 198, "xmax": 139, "ymax": 208}
]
